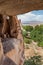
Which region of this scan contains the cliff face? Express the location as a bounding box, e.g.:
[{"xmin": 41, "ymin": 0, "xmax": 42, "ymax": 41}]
[
  {"xmin": 0, "ymin": 15, "xmax": 24, "ymax": 65},
  {"xmin": 0, "ymin": 38, "xmax": 24, "ymax": 65},
  {"xmin": 0, "ymin": 0, "xmax": 43, "ymax": 15}
]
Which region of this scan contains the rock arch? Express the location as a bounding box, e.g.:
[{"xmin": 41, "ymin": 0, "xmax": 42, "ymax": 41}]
[{"xmin": 0, "ymin": 0, "xmax": 43, "ymax": 15}]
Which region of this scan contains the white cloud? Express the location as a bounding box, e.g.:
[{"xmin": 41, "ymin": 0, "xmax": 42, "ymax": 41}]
[
  {"xmin": 35, "ymin": 15, "xmax": 43, "ymax": 21},
  {"xmin": 17, "ymin": 12, "xmax": 43, "ymax": 22}
]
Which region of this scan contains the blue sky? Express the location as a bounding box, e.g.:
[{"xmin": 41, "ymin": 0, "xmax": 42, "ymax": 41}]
[{"xmin": 17, "ymin": 10, "xmax": 43, "ymax": 22}]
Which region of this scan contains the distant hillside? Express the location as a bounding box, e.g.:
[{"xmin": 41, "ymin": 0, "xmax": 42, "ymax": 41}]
[{"xmin": 22, "ymin": 21, "xmax": 43, "ymax": 26}]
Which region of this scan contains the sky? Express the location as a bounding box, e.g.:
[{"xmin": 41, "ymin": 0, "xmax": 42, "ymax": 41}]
[{"xmin": 17, "ymin": 10, "xmax": 43, "ymax": 22}]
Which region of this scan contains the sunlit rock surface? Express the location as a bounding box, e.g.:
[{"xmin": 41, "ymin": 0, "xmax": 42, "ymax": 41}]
[
  {"xmin": 0, "ymin": 38, "xmax": 24, "ymax": 65},
  {"xmin": 0, "ymin": 39, "xmax": 3, "ymax": 65}
]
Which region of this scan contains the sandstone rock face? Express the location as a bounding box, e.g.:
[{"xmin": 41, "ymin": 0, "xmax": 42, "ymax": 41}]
[
  {"xmin": 0, "ymin": 38, "xmax": 24, "ymax": 65},
  {"xmin": 0, "ymin": 39, "xmax": 3, "ymax": 65},
  {"xmin": 0, "ymin": 0, "xmax": 43, "ymax": 15},
  {"xmin": 0, "ymin": 15, "xmax": 24, "ymax": 65}
]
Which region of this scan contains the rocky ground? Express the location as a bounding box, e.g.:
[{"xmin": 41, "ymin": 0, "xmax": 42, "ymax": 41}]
[{"xmin": 24, "ymin": 40, "xmax": 43, "ymax": 59}]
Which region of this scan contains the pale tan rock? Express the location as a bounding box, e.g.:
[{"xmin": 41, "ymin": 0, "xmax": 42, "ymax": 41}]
[
  {"xmin": 0, "ymin": 38, "xmax": 3, "ymax": 65},
  {"xmin": 1, "ymin": 38, "xmax": 24, "ymax": 65}
]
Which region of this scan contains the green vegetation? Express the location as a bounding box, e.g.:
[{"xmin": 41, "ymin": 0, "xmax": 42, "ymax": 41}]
[
  {"xmin": 22, "ymin": 28, "xmax": 32, "ymax": 44},
  {"xmin": 22, "ymin": 26, "xmax": 33, "ymax": 44},
  {"xmin": 22, "ymin": 25, "xmax": 43, "ymax": 47},
  {"xmin": 24, "ymin": 37, "xmax": 32, "ymax": 44},
  {"xmin": 38, "ymin": 41, "xmax": 43, "ymax": 47},
  {"xmin": 22, "ymin": 25, "xmax": 43, "ymax": 65},
  {"xmin": 23, "ymin": 25, "xmax": 33, "ymax": 32},
  {"xmin": 24, "ymin": 56, "xmax": 41, "ymax": 65},
  {"xmin": 22, "ymin": 30, "xmax": 28, "ymax": 37},
  {"xmin": 30, "ymin": 25, "xmax": 43, "ymax": 47}
]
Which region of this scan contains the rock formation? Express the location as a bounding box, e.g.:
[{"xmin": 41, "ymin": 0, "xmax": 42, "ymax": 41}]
[
  {"xmin": 0, "ymin": 0, "xmax": 43, "ymax": 15},
  {"xmin": 0, "ymin": 15, "xmax": 24, "ymax": 65},
  {"xmin": 0, "ymin": 0, "xmax": 43, "ymax": 65}
]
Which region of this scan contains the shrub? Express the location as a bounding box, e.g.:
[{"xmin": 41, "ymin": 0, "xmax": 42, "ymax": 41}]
[
  {"xmin": 23, "ymin": 25, "xmax": 33, "ymax": 32},
  {"xmin": 24, "ymin": 37, "xmax": 32, "ymax": 44},
  {"xmin": 30, "ymin": 25, "xmax": 43, "ymax": 43},
  {"xmin": 22, "ymin": 30, "xmax": 28, "ymax": 37},
  {"xmin": 24, "ymin": 56, "xmax": 41, "ymax": 65},
  {"xmin": 38, "ymin": 41, "xmax": 43, "ymax": 47}
]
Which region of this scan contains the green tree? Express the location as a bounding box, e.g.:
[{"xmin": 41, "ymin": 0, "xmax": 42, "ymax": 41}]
[
  {"xmin": 30, "ymin": 25, "xmax": 43, "ymax": 43},
  {"xmin": 23, "ymin": 26, "xmax": 33, "ymax": 32},
  {"xmin": 24, "ymin": 56, "xmax": 41, "ymax": 65},
  {"xmin": 35, "ymin": 25, "xmax": 39, "ymax": 30},
  {"xmin": 24, "ymin": 37, "xmax": 32, "ymax": 44}
]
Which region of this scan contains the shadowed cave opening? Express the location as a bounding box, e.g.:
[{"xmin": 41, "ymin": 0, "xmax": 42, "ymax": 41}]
[{"xmin": 0, "ymin": 14, "xmax": 18, "ymax": 38}]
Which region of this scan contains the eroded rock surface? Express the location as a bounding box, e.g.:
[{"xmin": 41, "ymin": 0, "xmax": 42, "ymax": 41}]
[
  {"xmin": 0, "ymin": 0, "xmax": 43, "ymax": 15},
  {"xmin": 0, "ymin": 38, "xmax": 24, "ymax": 65}
]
